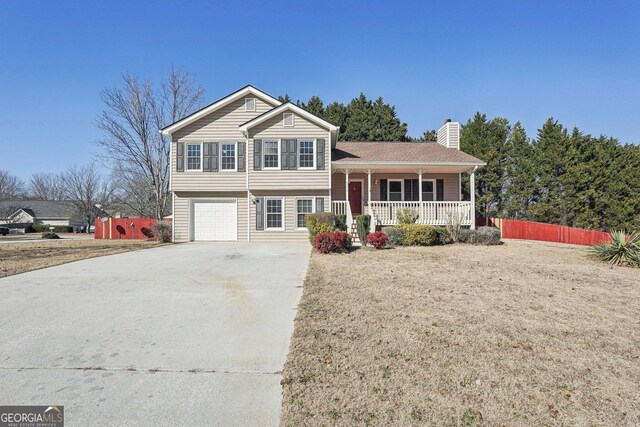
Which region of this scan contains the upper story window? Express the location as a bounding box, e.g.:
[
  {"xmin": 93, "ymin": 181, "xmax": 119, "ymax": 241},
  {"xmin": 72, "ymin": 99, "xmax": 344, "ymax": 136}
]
[
  {"xmin": 298, "ymin": 139, "xmax": 315, "ymax": 169},
  {"xmin": 283, "ymin": 113, "xmax": 294, "ymax": 127},
  {"xmin": 221, "ymin": 143, "xmax": 236, "ymax": 171},
  {"xmin": 245, "ymin": 98, "xmax": 256, "ymax": 112},
  {"xmin": 263, "ymin": 140, "xmax": 279, "ymax": 169},
  {"xmin": 186, "ymin": 143, "xmax": 202, "ymax": 171}
]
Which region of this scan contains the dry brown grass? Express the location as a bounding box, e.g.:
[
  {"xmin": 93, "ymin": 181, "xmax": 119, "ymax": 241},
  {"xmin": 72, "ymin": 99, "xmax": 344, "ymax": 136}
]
[
  {"xmin": 281, "ymin": 240, "xmax": 640, "ymax": 426},
  {"xmin": 0, "ymin": 239, "xmax": 164, "ymax": 277}
]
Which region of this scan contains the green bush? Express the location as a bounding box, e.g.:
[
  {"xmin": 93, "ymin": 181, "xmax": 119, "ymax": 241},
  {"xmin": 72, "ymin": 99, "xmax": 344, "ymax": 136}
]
[
  {"xmin": 305, "ymin": 212, "xmax": 342, "ymax": 244},
  {"xmin": 397, "ymin": 224, "xmax": 445, "ymax": 246},
  {"xmin": 41, "ymin": 232, "xmax": 60, "ymax": 239},
  {"xmin": 396, "ymin": 207, "xmax": 418, "ymax": 224},
  {"xmin": 33, "ymin": 224, "xmax": 74, "ymax": 233},
  {"xmin": 433, "ymin": 226, "xmax": 451, "ymax": 244},
  {"xmin": 382, "ymin": 226, "xmax": 404, "ymax": 246},
  {"xmin": 334, "ymin": 214, "xmax": 348, "ymax": 231},
  {"xmin": 356, "ymin": 215, "xmax": 371, "ymax": 245},
  {"xmin": 589, "ymin": 231, "xmax": 640, "ymax": 267}
]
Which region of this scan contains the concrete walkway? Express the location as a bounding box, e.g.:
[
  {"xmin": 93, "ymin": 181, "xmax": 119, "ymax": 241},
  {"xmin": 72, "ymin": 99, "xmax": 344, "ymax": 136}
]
[{"xmin": 0, "ymin": 242, "xmax": 310, "ymax": 426}]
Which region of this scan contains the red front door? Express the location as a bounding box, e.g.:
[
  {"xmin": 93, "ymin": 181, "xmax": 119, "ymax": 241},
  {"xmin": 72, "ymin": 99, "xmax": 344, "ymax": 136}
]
[{"xmin": 348, "ymin": 181, "xmax": 362, "ymax": 214}]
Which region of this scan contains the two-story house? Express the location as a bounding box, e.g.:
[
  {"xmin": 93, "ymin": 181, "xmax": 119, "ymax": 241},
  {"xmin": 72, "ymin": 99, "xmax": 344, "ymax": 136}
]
[{"xmin": 161, "ymin": 85, "xmax": 485, "ymax": 243}]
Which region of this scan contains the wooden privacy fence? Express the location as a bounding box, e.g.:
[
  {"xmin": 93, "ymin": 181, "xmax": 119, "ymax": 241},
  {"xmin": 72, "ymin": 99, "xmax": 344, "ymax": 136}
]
[
  {"xmin": 481, "ymin": 218, "xmax": 611, "ymax": 246},
  {"xmin": 94, "ymin": 218, "xmax": 158, "ymax": 240}
]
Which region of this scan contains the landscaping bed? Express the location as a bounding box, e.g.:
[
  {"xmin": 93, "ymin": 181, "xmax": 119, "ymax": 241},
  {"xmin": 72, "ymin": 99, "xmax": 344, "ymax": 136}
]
[
  {"xmin": 0, "ymin": 239, "xmax": 164, "ymax": 277},
  {"xmin": 281, "ymin": 239, "xmax": 639, "ymax": 426}
]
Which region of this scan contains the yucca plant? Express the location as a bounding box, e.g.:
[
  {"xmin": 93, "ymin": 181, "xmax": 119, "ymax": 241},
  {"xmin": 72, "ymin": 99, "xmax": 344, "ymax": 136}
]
[{"xmin": 589, "ymin": 231, "xmax": 640, "ymax": 267}]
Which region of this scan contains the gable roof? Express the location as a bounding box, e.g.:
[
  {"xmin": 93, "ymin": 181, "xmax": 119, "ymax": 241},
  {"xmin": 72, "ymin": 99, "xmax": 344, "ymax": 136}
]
[
  {"xmin": 332, "ymin": 142, "xmax": 485, "ymax": 166},
  {"xmin": 239, "ymin": 102, "xmax": 339, "ymax": 133},
  {"xmin": 160, "ymin": 85, "xmax": 281, "ymax": 135},
  {"xmin": 0, "ymin": 200, "xmax": 80, "ymax": 219}
]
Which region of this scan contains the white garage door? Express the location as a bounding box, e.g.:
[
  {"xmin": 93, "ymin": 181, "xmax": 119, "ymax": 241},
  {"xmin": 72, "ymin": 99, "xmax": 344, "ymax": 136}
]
[{"xmin": 192, "ymin": 200, "xmax": 237, "ymax": 241}]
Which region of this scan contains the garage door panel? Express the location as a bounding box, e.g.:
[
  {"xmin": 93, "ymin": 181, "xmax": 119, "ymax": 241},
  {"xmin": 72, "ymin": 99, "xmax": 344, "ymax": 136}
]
[{"xmin": 193, "ymin": 200, "xmax": 237, "ymax": 241}]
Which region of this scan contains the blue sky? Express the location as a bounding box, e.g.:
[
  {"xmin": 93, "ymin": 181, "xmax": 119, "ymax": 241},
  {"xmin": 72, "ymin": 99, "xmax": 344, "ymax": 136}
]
[{"xmin": 1, "ymin": 0, "xmax": 639, "ymax": 181}]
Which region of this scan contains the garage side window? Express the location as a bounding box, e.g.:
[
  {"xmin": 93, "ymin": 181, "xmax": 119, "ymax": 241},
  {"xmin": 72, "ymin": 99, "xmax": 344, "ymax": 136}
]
[
  {"xmin": 265, "ymin": 198, "xmax": 283, "ymax": 230},
  {"xmin": 296, "ymin": 198, "xmax": 314, "ymax": 228},
  {"xmin": 187, "ymin": 143, "xmax": 202, "ymax": 171}
]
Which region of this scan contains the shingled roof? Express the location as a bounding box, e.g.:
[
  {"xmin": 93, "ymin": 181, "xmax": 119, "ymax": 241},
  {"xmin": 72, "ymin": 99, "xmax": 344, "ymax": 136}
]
[
  {"xmin": 0, "ymin": 200, "xmax": 79, "ymax": 219},
  {"xmin": 332, "ymin": 142, "xmax": 484, "ymax": 165}
]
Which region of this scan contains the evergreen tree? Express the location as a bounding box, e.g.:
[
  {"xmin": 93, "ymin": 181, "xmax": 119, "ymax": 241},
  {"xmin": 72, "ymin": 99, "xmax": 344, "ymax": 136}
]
[
  {"xmin": 323, "ymin": 101, "xmax": 348, "ymax": 140},
  {"xmin": 277, "ymin": 94, "xmax": 292, "ymax": 103},
  {"xmin": 300, "ymin": 96, "xmax": 324, "ymax": 117},
  {"xmin": 502, "ymin": 122, "xmax": 536, "ymax": 219}
]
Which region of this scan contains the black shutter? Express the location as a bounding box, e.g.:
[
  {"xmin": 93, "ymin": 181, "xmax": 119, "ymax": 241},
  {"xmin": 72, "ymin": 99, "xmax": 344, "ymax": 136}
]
[
  {"xmin": 281, "ymin": 140, "xmax": 289, "ymax": 169},
  {"xmin": 211, "ymin": 142, "xmax": 219, "ymax": 172},
  {"xmin": 253, "ymin": 139, "xmax": 262, "ymax": 170},
  {"xmin": 315, "ymin": 197, "xmax": 324, "ymax": 213},
  {"xmin": 255, "ymin": 197, "xmax": 264, "ymax": 230},
  {"xmin": 176, "ymin": 142, "xmax": 184, "ymax": 172},
  {"xmin": 436, "ymin": 179, "xmax": 444, "ymax": 201},
  {"xmin": 237, "ymin": 141, "xmax": 246, "ymax": 171},
  {"xmin": 380, "ymin": 179, "xmax": 388, "ymax": 201},
  {"xmin": 289, "ymin": 139, "xmax": 297, "ymax": 170},
  {"xmin": 203, "ymin": 142, "xmax": 211, "ymax": 172},
  {"xmin": 316, "ymin": 138, "xmax": 325, "ymax": 169}
]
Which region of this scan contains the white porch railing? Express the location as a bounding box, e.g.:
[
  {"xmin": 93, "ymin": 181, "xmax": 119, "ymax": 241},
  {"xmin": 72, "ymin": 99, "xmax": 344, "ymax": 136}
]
[
  {"xmin": 368, "ymin": 201, "xmax": 473, "ymax": 226},
  {"xmin": 331, "ymin": 200, "xmax": 353, "ymax": 228}
]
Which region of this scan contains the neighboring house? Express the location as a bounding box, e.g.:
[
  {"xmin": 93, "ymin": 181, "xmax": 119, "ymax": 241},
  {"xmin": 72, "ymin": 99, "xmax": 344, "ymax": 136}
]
[
  {"xmin": 161, "ymin": 85, "xmax": 485, "ymax": 243},
  {"xmin": 0, "ymin": 200, "xmax": 86, "ymax": 229}
]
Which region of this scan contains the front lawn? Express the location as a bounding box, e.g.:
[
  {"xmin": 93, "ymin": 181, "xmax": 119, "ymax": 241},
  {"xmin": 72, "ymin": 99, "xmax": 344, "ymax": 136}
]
[{"xmin": 281, "ymin": 240, "xmax": 639, "ymax": 426}]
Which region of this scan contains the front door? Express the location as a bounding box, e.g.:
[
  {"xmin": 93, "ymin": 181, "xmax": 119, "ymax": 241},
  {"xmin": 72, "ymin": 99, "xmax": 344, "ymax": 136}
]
[{"xmin": 348, "ymin": 181, "xmax": 362, "ymax": 214}]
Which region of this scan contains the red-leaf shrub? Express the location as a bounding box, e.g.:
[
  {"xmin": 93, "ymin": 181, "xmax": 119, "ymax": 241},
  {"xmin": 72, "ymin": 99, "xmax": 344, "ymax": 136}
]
[
  {"xmin": 314, "ymin": 231, "xmax": 352, "ymax": 254},
  {"xmin": 366, "ymin": 231, "xmax": 388, "ymax": 249}
]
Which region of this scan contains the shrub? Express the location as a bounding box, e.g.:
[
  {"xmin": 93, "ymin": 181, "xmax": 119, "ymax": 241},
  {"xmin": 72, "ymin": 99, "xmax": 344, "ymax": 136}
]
[
  {"xmin": 305, "ymin": 213, "xmax": 339, "ymax": 244},
  {"xmin": 459, "ymin": 227, "xmax": 502, "ymax": 245},
  {"xmin": 152, "ymin": 221, "xmax": 172, "ymax": 243},
  {"xmin": 334, "ymin": 214, "xmax": 348, "ymax": 231},
  {"xmin": 397, "ymin": 224, "xmax": 446, "ymax": 246},
  {"xmin": 589, "ymin": 231, "xmax": 640, "ymax": 267},
  {"xmin": 355, "ymin": 215, "xmax": 371, "ymax": 245},
  {"xmin": 445, "ymin": 210, "xmax": 466, "ymax": 242},
  {"xmin": 314, "ymin": 231, "xmax": 352, "ymax": 254},
  {"xmin": 396, "ymin": 207, "xmax": 418, "ymax": 224},
  {"xmin": 33, "ymin": 224, "xmax": 74, "ymax": 233},
  {"xmin": 382, "ymin": 226, "xmax": 404, "ymax": 246},
  {"xmin": 41, "ymin": 232, "xmax": 60, "ymax": 239},
  {"xmin": 366, "ymin": 231, "xmax": 388, "ymax": 249}
]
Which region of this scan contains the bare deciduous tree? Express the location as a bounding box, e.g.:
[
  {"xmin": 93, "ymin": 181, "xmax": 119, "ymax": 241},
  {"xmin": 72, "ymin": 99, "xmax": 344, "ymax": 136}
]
[
  {"xmin": 28, "ymin": 172, "xmax": 65, "ymax": 200},
  {"xmin": 95, "ymin": 68, "xmax": 205, "ymax": 219},
  {"xmin": 61, "ymin": 163, "xmax": 115, "ymax": 232},
  {"xmin": 0, "ymin": 169, "xmax": 26, "ymax": 200}
]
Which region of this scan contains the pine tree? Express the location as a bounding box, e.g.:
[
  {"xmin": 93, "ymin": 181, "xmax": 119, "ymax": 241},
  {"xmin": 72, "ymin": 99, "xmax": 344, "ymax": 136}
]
[
  {"xmin": 502, "ymin": 122, "xmax": 536, "ymax": 219},
  {"xmin": 323, "ymin": 102, "xmax": 348, "ymax": 140}
]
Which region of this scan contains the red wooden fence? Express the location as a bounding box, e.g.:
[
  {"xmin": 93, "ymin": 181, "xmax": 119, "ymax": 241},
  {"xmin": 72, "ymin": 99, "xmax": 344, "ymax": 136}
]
[
  {"xmin": 94, "ymin": 218, "xmax": 158, "ymax": 240},
  {"xmin": 481, "ymin": 218, "xmax": 611, "ymax": 246}
]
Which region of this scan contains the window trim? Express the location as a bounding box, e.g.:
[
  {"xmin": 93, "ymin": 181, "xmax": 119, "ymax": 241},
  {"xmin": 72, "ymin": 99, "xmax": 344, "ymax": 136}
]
[
  {"xmin": 264, "ymin": 197, "xmax": 285, "ymax": 231},
  {"xmin": 262, "ymin": 139, "xmax": 281, "ymax": 170},
  {"xmin": 245, "ymin": 97, "xmax": 256, "ymax": 112},
  {"xmin": 297, "ymin": 139, "xmax": 316, "ymax": 170},
  {"xmin": 220, "ymin": 141, "xmax": 238, "ymax": 172},
  {"xmin": 283, "ymin": 112, "xmax": 294, "ymax": 127},
  {"xmin": 387, "ymin": 179, "xmax": 404, "ymax": 201},
  {"xmin": 186, "ymin": 142, "xmax": 203, "ymax": 172},
  {"xmin": 295, "ymin": 197, "xmax": 316, "ymax": 230},
  {"xmin": 421, "ymin": 179, "xmax": 437, "ymax": 201}
]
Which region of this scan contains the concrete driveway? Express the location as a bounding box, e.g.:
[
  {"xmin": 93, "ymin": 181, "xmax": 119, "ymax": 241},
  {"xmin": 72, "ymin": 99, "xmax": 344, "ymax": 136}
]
[{"xmin": 0, "ymin": 242, "xmax": 310, "ymax": 426}]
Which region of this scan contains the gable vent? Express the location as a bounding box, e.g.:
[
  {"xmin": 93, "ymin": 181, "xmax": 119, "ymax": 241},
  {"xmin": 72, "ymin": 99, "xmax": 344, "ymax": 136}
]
[
  {"xmin": 245, "ymin": 98, "xmax": 256, "ymax": 112},
  {"xmin": 283, "ymin": 112, "xmax": 294, "ymax": 127}
]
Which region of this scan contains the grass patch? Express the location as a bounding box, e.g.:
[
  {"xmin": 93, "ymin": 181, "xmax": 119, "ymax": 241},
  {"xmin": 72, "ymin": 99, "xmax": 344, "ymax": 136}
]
[{"xmin": 280, "ymin": 240, "xmax": 639, "ymax": 426}]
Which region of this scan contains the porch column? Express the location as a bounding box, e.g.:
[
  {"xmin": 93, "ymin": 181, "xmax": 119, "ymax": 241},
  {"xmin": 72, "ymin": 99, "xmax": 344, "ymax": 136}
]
[
  {"xmin": 470, "ymin": 167, "xmax": 477, "ymax": 230},
  {"xmin": 417, "ymin": 170, "xmax": 423, "ymax": 224},
  {"xmin": 343, "ymin": 169, "xmax": 350, "ymax": 203},
  {"xmin": 366, "ymin": 170, "xmax": 373, "ymax": 217}
]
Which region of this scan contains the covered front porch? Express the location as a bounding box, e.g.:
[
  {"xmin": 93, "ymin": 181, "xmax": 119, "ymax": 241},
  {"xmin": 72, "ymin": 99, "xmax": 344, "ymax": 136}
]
[{"xmin": 330, "ymin": 167, "xmax": 478, "ymax": 228}]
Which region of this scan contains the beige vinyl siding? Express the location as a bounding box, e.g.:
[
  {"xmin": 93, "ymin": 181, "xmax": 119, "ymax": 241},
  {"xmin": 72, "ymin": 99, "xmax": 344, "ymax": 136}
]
[
  {"xmin": 247, "ymin": 112, "xmax": 331, "ymax": 190},
  {"xmin": 331, "ymin": 173, "xmax": 461, "ymax": 202},
  {"xmin": 171, "ymin": 95, "xmax": 275, "ymax": 192},
  {"xmin": 173, "ymin": 191, "xmax": 248, "ymax": 242},
  {"xmin": 249, "ymin": 190, "xmax": 330, "ymax": 242}
]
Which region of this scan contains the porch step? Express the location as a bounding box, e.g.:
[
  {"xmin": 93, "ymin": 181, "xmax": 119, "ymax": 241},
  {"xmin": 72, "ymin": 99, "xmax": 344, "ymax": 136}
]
[{"xmin": 350, "ymin": 221, "xmax": 360, "ymax": 244}]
